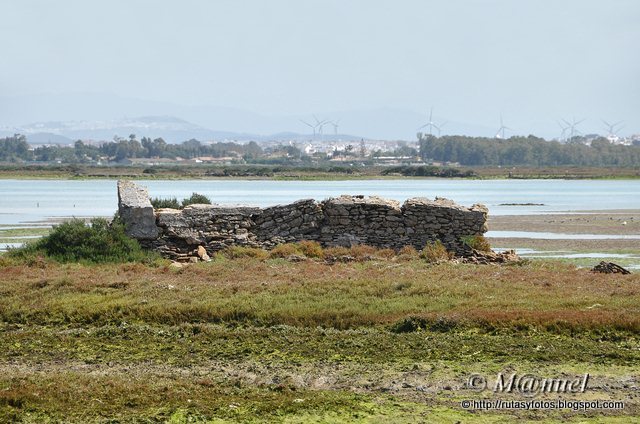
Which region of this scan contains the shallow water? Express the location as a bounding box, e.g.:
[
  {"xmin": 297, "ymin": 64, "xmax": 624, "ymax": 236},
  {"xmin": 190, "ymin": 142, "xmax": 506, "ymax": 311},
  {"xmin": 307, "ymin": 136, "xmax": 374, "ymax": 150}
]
[
  {"xmin": 2, "ymin": 178, "xmax": 640, "ymax": 225},
  {"xmin": 525, "ymin": 252, "xmax": 639, "ymax": 259},
  {"xmin": 0, "ymin": 242, "xmax": 24, "ymax": 252},
  {"xmin": 487, "ymin": 231, "xmax": 640, "ymax": 240},
  {"xmin": 492, "ymin": 247, "xmax": 640, "ymax": 270}
]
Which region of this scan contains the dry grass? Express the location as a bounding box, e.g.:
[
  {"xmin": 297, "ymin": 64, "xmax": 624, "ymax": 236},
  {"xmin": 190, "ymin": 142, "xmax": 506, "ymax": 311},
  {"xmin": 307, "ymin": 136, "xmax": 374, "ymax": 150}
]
[
  {"xmin": 397, "ymin": 245, "xmax": 420, "ymax": 260},
  {"xmin": 296, "ymin": 240, "xmax": 324, "ymax": 258},
  {"xmin": 420, "ymin": 240, "xmax": 452, "ymax": 263},
  {"xmin": 323, "ymin": 246, "xmax": 351, "ymax": 257},
  {"xmin": 221, "ymin": 246, "xmax": 269, "ymax": 260},
  {"xmin": 269, "ymin": 243, "xmax": 303, "ymax": 258}
]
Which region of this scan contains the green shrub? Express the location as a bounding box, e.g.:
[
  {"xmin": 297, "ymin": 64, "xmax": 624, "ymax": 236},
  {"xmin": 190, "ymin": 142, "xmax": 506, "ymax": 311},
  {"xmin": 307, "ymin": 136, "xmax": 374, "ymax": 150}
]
[
  {"xmin": 182, "ymin": 192, "xmax": 212, "ymax": 207},
  {"xmin": 389, "ymin": 316, "xmax": 429, "ymax": 333},
  {"xmin": 461, "ymin": 235, "xmax": 492, "ymax": 252},
  {"xmin": 151, "ymin": 197, "xmax": 180, "ymax": 209},
  {"xmin": 420, "ymin": 240, "xmax": 451, "ymax": 263},
  {"xmin": 8, "ymin": 218, "xmax": 157, "ymax": 264},
  {"xmin": 389, "ymin": 316, "xmax": 458, "ymax": 333}
]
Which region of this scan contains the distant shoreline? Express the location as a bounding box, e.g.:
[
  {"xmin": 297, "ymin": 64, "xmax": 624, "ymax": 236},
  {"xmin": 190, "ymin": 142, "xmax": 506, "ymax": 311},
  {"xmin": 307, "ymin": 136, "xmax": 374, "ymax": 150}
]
[{"xmin": 0, "ymin": 164, "xmax": 639, "ymax": 180}]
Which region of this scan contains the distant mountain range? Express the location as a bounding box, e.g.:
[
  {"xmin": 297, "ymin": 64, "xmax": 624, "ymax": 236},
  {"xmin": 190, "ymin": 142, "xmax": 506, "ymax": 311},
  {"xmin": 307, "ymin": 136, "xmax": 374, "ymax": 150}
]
[
  {"xmin": 0, "ymin": 116, "xmax": 365, "ymax": 145},
  {"xmin": 0, "ymin": 92, "xmax": 550, "ymax": 142}
]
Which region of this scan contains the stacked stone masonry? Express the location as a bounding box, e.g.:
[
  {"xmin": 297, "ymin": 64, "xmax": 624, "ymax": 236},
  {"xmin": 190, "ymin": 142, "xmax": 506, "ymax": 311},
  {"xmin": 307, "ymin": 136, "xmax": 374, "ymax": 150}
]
[{"xmin": 117, "ymin": 181, "xmax": 488, "ymax": 261}]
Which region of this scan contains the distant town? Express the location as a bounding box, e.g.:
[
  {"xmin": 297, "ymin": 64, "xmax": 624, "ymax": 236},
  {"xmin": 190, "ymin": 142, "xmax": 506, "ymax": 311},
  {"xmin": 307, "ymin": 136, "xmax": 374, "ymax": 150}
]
[{"xmin": 1, "ymin": 114, "xmax": 639, "ymax": 169}]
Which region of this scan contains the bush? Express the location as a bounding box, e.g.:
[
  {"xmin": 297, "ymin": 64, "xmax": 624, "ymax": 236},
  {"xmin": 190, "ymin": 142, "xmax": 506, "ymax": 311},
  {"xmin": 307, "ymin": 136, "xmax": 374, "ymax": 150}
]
[
  {"xmin": 461, "ymin": 235, "xmax": 492, "ymax": 252},
  {"xmin": 8, "ymin": 218, "xmax": 156, "ymax": 264},
  {"xmin": 182, "ymin": 192, "xmax": 212, "ymax": 207},
  {"xmin": 151, "ymin": 197, "xmax": 180, "ymax": 209},
  {"xmin": 397, "ymin": 245, "xmax": 420, "ymax": 260},
  {"xmin": 389, "ymin": 316, "xmax": 459, "ymax": 333},
  {"xmin": 389, "ymin": 316, "xmax": 429, "ymax": 333},
  {"xmin": 269, "ymin": 243, "xmax": 302, "ymax": 258},
  {"xmin": 348, "ymin": 244, "xmax": 378, "ymax": 259},
  {"xmin": 420, "ymin": 240, "xmax": 451, "ymax": 263},
  {"xmin": 296, "ymin": 240, "xmax": 324, "ymax": 258}
]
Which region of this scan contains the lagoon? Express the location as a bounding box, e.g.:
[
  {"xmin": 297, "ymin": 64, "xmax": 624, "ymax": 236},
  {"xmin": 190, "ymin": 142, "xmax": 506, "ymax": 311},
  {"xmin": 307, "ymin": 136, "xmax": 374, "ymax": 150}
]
[{"xmin": 1, "ymin": 178, "xmax": 640, "ymax": 226}]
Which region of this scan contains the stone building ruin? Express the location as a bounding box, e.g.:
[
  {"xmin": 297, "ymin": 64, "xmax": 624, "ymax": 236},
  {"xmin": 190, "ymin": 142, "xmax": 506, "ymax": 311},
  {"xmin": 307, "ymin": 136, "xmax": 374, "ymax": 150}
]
[{"xmin": 117, "ymin": 180, "xmax": 488, "ymax": 261}]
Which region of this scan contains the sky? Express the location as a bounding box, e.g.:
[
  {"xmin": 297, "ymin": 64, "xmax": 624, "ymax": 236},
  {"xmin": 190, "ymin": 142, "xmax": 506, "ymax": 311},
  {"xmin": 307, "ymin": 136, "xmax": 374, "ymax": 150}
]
[{"xmin": 1, "ymin": 0, "xmax": 638, "ymax": 139}]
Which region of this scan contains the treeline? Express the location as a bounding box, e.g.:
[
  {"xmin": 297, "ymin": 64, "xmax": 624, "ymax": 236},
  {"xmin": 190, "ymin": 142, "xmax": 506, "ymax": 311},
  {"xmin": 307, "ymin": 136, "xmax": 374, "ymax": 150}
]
[
  {"xmin": 0, "ymin": 135, "xmax": 31, "ymax": 162},
  {"xmin": 0, "ymin": 134, "xmax": 263, "ymax": 163},
  {"xmin": 419, "ymin": 135, "xmax": 640, "ymax": 167}
]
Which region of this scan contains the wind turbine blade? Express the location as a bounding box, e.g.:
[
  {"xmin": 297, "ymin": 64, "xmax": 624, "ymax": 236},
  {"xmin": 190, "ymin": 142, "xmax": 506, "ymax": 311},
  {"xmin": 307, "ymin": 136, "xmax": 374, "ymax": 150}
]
[
  {"xmin": 417, "ymin": 124, "xmax": 428, "ymax": 130},
  {"xmin": 562, "ymin": 118, "xmax": 571, "ymax": 126}
]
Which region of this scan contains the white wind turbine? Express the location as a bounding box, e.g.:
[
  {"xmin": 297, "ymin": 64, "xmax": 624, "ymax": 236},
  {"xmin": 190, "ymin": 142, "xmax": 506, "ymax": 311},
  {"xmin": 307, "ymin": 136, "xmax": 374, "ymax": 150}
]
[
  {"xmin": 437, "ymin": 121, "xmax": 448, "ymax": 137},
  {"xmin": 557, "ymin": 120, "xmax": 570, "ymax": 142},
  {"xmin": 329, "ymin": 119, "xmax": 341, "ymax": 136},
  {"xmin": 562, "ymin": 118, "xmax": 585, "ymax": 141},
  {"xmin": 602, "ymin": 119, "xmax": 624, "ymax": 138},
  {"xmin": 300, "ymin": 119, "xmax": 316, "ymax": 139},
  {"xmin": 313, "ymin": 115, "xmax": 329, "ymax": 141},
  {"xmin": 495, "ymin": 115, "xmax": 512, "ymax": 139},
  {"xmin": 417, "ymin": 107, "xmax": 440, "ymax": 136}
]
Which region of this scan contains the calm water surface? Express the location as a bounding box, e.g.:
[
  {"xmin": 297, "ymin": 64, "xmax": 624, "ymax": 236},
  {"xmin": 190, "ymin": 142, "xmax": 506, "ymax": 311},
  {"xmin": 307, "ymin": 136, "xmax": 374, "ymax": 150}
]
[{"xmin": 1, "ymin": 178, "xmax": 640, "ymax": 225}]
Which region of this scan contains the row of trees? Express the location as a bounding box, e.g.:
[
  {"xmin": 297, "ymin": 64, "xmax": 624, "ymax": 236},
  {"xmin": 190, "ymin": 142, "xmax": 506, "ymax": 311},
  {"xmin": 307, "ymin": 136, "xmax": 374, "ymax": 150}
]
[
  {"xmin": 419, "ymin": 135, "xmax": 640, "ymax": 167},
  {"xmin": 0, "ymin": 134, "xmax": 264, "ymax": 163},
  {"xmin": 2, "ymin": 133, "xmax": 639, "ymax": 167}
]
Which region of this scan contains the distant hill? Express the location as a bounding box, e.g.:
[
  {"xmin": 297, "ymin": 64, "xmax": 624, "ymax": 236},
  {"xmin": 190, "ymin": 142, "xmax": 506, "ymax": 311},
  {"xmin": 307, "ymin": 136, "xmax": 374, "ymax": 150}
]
[
  {"xmin": 0, "ymin": 92, "xmax": 505, "ymax": 140},
  {"xmin": 1, "ymin": 115, "xmax": 366, "ymax": 144}
]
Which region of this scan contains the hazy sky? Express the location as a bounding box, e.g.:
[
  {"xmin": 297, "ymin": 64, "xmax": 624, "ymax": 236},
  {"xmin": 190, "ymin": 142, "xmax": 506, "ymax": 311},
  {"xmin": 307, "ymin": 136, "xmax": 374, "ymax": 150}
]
[{"xmin": 1, "ymin": 0, "xmax": 638, "ymax": 137}]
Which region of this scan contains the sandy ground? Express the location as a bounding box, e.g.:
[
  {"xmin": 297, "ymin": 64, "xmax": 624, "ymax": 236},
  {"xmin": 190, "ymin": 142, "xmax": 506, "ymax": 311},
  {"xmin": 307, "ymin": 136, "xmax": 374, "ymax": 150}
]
[
  {"xmin": 487, "ymin": 210, "xmax": 640, "ymax": 254},
  {"xmin": 488, "ymin": 211, "xmax": 640, "ymax": 235}
]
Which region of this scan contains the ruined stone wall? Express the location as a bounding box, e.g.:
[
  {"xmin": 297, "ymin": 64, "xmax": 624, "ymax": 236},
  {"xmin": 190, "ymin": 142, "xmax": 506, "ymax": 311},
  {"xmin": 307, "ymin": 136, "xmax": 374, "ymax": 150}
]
[{"xmin": 118, "ymin": 181, "xmax": 488, "ymax": 261}]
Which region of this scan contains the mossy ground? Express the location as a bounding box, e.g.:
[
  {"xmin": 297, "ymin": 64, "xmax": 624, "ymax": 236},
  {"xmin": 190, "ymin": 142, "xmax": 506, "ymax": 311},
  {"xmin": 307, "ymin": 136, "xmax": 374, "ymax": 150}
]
[{"xmin": 1, "ymin": 256, "xmax": 639, "ymax": 422}]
